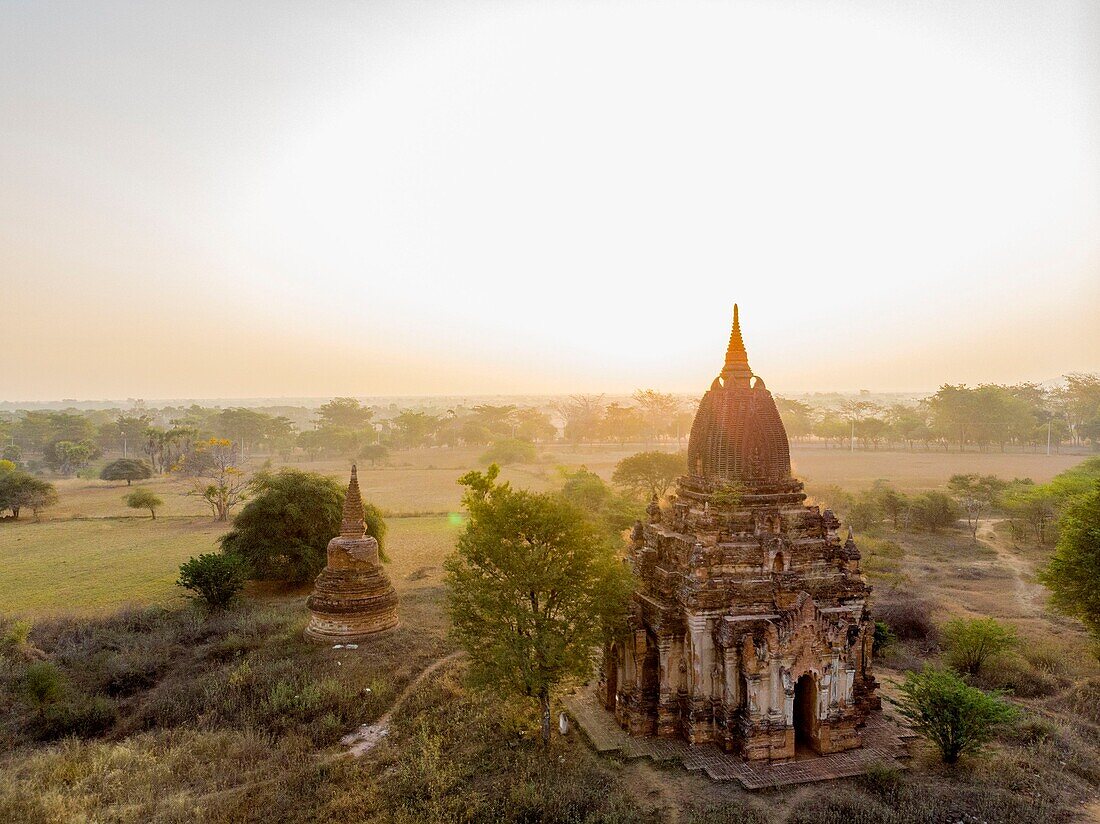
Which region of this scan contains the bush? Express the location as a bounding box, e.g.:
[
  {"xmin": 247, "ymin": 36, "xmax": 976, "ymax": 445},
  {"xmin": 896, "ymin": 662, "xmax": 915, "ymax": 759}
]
[
  {"xmin": 874, "ymin": 593, "xmax": 938, "ymax": 643},
  {"xmin": 22, "ymin": 662, "xmax": 65, "ymax": 712},
  {"xmin": 942, "ymin": 617, "xmax": 1017, "ymax": 675},
  {"xmin": 2, "ymin": 618, "xmax": 33, "ymax": 650},
  {"xmin": 912, "ymin": 491, "xmax": 961, "ymax": 532},
  {"xmin": 100, "ymin": 458, "xmax": 153, "ymax": 485},
  {"xmin": 220, "ymin": 468, "xmax": 387, "ymax": 582},
  {"xmin": 37, "ymin": 696, "xmax": 117, "ymax": 740},
  {"xmin": 125, "ymin": 487, "xmax": 163, "ymax": 519},
  {"xmin": 980, "ymin": 654, "xmax": 1061, "ymax": 698},
  {"xmin": 177, "ymin": 553, "xmax": 248, "ymax": 609},
  {"xmin": 873, "ymin": 621, "xmax": 896, "ymax": 653},
  {"xmin": 480, "ymin": 438, "xmax": 537, "ymax": 466},
  {"xmin": 892, "ymin": 665, "xmax": 1018, "ymax": 763}
]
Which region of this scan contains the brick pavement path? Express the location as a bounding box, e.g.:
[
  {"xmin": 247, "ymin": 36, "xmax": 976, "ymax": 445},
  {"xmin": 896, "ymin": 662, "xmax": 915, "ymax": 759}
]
[{"xmin": 563, "ymin": 691, "xmax": 913, "ymax": 790}]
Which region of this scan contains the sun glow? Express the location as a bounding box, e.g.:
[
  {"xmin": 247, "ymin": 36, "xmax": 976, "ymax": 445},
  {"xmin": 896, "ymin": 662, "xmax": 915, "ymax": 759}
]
[{"xmin": 3, "ymin": 1, "xmax": 1098, "ymax": 398}]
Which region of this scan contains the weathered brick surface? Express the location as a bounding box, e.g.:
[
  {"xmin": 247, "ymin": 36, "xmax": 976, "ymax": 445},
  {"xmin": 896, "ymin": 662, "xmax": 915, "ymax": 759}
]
[
  {"xmin": 599, "ymin": 307, "xmax": 879, "ymax": 762},
  {"xmin": 305, "ymin": 466, "xmax": 399, "ymax": 642}
]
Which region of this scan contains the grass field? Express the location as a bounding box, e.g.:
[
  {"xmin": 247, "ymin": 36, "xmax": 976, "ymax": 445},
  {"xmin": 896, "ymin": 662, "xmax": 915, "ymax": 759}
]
[
  {"xmin": 3, "ymin": 446, "xmax": 1100, "ymax": 822},
  {"xmin": 0, "ymin": 444, "xmax": 1087, "ymax": 618}
]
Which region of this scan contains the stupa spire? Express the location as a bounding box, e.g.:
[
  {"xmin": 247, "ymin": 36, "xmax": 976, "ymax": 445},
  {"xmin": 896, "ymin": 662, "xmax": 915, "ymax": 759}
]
[
  {"xmin": 340, "ymin": 464, "xmax": 366, "ymax": 538},
  {"xmin": 721, "ymin": 304, "xmax": 753, "ymax": 386}
]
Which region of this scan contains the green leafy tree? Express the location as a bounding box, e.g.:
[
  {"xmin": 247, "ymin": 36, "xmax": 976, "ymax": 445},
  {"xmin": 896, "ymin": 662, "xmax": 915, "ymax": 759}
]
[
  {"xmin": 359, "ymin": 443, "xmax": 389, "ymax": 466},
  {"xmin": 1039, "ymin": 483, "xmax": 1100, "ymax": 639},
  {"xmin": 125, "ymin": 488, "xmax": 163, "ymax": 520},
  {"xmin": 459, "ymin": 420, "xmax": 494, "ymax": 446},
  {"xmin": 892, "ymin": 666, "xmax": 1017, "ymax": 763},
  {"xmin": 774, "ymin": 397, "xmax": 814, "ymax": 440},
  {"xmin": 220, "ymin": 469, "xmax": 386, "ymax": 583},
  {"xmin": 942, "ymin": 617, "xmax": 1017, "ymax": 675},
  {"xmin": 469, "ymin": 404, "xmax": 517, "ymax": 437},
  {"xmin": 870, "ymin": 480, "xmax": 909, "ymax": 529},
  {"xmin": 177, "ymin": 553, "xmax": 248, "ymax": 609},
  {"xmin": 1000, "ymin": 480, "xmax": 1059, "ymax": 544},
  {"xmin": 0, "ymin": 471, "xmax": 57, "ymax": 521},
  {"xmin": 316, "ymin": 397, "xmax": 373, "ymax": 430},
  {"xmin": 480, "ymin": 437, "xmax": 537, "ymax": 466},
  {"xmin": 600, "ymin": 403, "xmax": 646, "ymax": 444},
  {"xmin": 445, "ymin": 465, "xmax": 632, "ymax": 744},
  {"xmin": 115, "ymin": 414, "xmax": 151, "ymax": 457},
  {"xmin": 16, "ymin": 411, "xmax": 96, "ymax": 454},
  {"xmin": 611, "ymin": 451, "xmax": 686, "ymax": 500},
  {"xmin": 556, "ymin": 466, "xmax": 639, "ymax": 540},
  {"xmin": 947, "ymin": 474, "xmax": 1008, "ymax": 541},
  {"xmin": 45, "ymin": 439, "xmax": 99, "ymax": 476},
  {"xmin": 632, "ymin": 389, "xmax": 682, "ymax": 442},
  {"xmin": 847, "ymin": 495, "xmax": 883, "ymax": 532},
  {"xmin": 100, "ymin": 458, "xmax": 153, "ymax": 486},
  {"xmin": 513, "ymin": 407, "xmax": 557, "ymax": 442},
  {"xmin": 912, "ymin": 491, "xmax": 961, "ymax": 532},
  {"xmin": 388, "ymin": 411, "xmax": 442, "ymax": 449}
]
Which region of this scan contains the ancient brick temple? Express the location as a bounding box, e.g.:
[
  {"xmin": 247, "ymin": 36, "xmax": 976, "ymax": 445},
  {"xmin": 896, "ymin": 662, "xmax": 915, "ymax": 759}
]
[
  {"xmin": 305, "ymin": 465, "xmax": 399, "ymax": 641},
  {"xmin": 599, "ymin": 306, "xmax": 878, "ymax": 761}
]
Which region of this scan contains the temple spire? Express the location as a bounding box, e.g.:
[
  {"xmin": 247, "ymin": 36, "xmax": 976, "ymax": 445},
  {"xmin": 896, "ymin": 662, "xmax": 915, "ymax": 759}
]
[
  {"xmin": 340, "ymin": 464, "xmax": 367, "ymax": 538},
  {"xmin": 721, "ymin": 303, "xmax": 753, "ymax": 386}
]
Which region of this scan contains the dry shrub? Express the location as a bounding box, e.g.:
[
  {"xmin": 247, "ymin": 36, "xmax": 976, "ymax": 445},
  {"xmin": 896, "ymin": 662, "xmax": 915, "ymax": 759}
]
[
  {"xmin": 1050, "ymin": 676, "xmax": 1100, "ymax": 726},
  {"xmin": 978, "ymin": 655, "xmax": 1062, "ymax": 698},
  {"xmin": 873, "ymin": 590, "xmax": 939, "ymax": 644},
  {"xmin": 348, "ymin": 661, "xmax": 659, "ymax": 824},
  {"xmin": 785, "ymin": 778, "xmax": 1068, "ymax": 824}
]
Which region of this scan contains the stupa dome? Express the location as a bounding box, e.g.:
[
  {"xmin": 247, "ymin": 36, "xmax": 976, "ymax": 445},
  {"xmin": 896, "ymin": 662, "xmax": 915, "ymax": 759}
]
[{"xmin": 686, "ymin": 305, "xmax": 792, "ymax": 486}]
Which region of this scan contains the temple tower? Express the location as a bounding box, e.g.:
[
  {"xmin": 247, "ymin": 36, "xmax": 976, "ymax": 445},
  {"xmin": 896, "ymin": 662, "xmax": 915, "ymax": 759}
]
[
  {"xmin": 600, "ymin": 306, "xmax": 878, "ymax": 761},
  {"xmin": 305, "ymin": 466, "xmax": 399, "ymax": 641}
]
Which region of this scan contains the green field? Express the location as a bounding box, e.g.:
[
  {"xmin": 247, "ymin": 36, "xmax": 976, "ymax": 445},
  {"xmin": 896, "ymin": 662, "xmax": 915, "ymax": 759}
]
[{"xmin": 0, "ymin": 444, "xmax": 1086, "ymax": 618}]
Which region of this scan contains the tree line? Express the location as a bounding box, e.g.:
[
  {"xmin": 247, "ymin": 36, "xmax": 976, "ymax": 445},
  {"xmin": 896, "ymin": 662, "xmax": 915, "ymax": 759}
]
[
  {"xmin": 779, "ymin": 375, "xmax": 1100, "ymax": 452},
  {"xmin": 2, "ymin": 374, "xmax": 1097, "ymax": 483}
]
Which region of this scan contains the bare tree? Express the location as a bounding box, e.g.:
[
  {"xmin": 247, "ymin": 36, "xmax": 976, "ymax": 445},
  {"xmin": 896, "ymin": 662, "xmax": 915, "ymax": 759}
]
[
  {"xmin": 176, "ymin": 438, "xmax": 250, "ymax": 521},
  {"xmin": 553, "ymin": 394, "xmax": 605, "ymax": 445}
]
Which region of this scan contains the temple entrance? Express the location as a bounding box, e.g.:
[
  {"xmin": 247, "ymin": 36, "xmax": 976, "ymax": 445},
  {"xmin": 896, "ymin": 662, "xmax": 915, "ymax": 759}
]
[{"xmin": 794, "ymin": 673, "xmax": 819, "ymax": 754}]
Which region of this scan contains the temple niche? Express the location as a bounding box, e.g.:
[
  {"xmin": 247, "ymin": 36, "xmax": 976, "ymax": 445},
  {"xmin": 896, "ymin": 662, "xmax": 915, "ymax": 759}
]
[
  {"xmin": 305, "ymin": 465, "xmax": 399, "ymax": 642},
  {"xmin": 599, "ymin": 306, "xmax": 879, "ymax": 762}
]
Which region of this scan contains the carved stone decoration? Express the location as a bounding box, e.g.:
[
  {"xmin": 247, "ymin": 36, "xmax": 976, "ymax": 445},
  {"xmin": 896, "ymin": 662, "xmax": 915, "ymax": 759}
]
[
  {"xmin": 598, "ymin": 306, "xmax": 879, "ymax": 762},
  {"xmin": 305, "ymin": 465, "xmax": 399, "ymax": 642}
]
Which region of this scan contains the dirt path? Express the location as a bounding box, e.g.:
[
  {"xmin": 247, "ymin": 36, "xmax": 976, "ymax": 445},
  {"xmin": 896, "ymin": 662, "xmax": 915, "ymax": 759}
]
[
  {"xmin": 624, "ymin": 761, "xmax": 680, "ymax": 824},
  {"xmin": 342, "ymin": 650, "xmax": 465, "ymax": 757},
  {"xmin": 976, "ymin": 518, "xmax": 1046, "ymax": 618}
]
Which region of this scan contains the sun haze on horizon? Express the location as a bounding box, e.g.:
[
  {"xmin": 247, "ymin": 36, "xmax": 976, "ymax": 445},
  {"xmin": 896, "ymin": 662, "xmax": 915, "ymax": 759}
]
[{"xmin": 2, "ymin": 0, "xmax": 1098, "ymax": 402}]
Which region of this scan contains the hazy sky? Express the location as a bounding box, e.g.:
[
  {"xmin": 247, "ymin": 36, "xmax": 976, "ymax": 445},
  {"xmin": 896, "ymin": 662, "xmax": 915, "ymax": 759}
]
[{"xmin": 3, "ymin": 0, "xmax": 1098, "ymax": 401}]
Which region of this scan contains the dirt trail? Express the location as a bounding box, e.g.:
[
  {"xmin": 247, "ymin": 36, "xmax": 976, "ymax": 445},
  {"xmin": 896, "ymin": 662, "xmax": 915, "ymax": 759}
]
[
  {"xmin": 342, "ymin": 650, "xmax": 465, "ymax": 757},
  {"xmin": 625, "ymin": 761, "xmax": 680, "ymax": 824},
  {"xmin": 976, "ymin": 518, "xmax": 1046, "ymax": 618}
]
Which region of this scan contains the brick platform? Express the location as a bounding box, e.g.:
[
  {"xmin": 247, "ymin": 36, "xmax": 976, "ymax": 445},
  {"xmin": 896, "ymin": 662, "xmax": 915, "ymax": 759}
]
[{"xmin": 563, "ymin": 691, "xmax": 913, "ymax": 790}]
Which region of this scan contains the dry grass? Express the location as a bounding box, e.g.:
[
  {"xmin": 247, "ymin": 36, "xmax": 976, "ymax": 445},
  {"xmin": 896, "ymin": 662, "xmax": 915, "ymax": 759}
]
[{"xmin": 3, "ymin": 448, "xmax": 1100, "ymax": 822}]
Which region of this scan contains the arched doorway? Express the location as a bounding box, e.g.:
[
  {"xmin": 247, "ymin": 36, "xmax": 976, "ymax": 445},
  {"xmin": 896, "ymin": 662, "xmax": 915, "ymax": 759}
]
[
  {"xmin": 793, "ymin": 673, "xmax": 819, "ymax": 754},
  {"xmin": 772, "ymin": 552, "xmax": 784, "ymax": 573}
]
